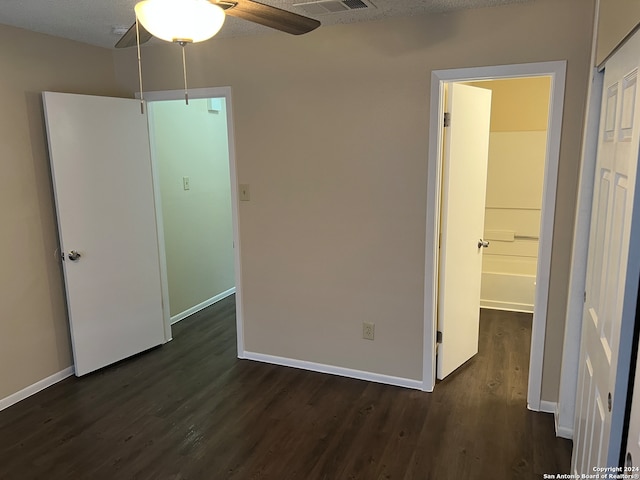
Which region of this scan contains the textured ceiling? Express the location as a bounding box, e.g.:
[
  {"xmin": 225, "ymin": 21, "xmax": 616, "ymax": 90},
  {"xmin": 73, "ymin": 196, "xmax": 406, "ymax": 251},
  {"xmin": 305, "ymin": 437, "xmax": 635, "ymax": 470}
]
[{"xmin": 0, "ymin": 0, "xmax": 532, "ymax": 49}]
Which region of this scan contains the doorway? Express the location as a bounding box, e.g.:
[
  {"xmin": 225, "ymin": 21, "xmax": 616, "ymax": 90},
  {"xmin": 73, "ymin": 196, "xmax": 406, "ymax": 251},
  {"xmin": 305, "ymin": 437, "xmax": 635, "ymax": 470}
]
[
  {"xmin": 465, "ymin": 77, "xmax": 550, "ymax": 316},
  {"xmin": 435, "ymin": 77, "xmax": 551, "ymax": 381},
  {"xmin": 143, "ymin": 87, "xmax": 245, "ymax": 353},
  {"xmin": 422, "ymin": 62, "xmax": 567, "ymax": 413},
  {"xmin": 147, "ymin": 98, "xmax": 235, "ymax": 325}
]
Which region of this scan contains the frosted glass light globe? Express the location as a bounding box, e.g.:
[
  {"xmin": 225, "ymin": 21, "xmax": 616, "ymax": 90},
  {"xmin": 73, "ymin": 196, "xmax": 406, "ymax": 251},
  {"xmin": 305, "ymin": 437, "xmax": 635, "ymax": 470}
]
[{"xmin": 135, "ymin": 0, "xmax": 225, "ymax": 43}]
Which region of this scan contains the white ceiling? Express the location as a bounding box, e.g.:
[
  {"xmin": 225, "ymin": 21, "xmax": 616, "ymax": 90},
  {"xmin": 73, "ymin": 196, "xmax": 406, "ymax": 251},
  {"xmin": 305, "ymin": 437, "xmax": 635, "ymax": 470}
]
[{"xmin": 0, "ymin": 0, "xmax": 532, "ymax": 49}]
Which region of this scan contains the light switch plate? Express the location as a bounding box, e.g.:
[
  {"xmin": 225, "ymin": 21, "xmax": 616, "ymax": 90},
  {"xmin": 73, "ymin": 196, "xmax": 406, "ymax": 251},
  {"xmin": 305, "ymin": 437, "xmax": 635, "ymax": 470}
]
[{"xmin": 183, "ymin": 176, "xmax": 190, "ymax": 191}]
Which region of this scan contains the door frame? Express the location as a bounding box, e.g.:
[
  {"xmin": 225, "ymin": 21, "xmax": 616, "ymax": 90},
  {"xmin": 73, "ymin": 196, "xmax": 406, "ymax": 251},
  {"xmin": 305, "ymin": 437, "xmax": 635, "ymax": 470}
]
[
  {"xmin": 557, "ymin": 67, "xmax": 604, "ymax": 439},
  {"xmin": 422, "ymin": 62, "xmax": 567, "ymax": 412},
  {"xmin": 140, "ymin": 87, "xmax": 245, "ymax": 355}
]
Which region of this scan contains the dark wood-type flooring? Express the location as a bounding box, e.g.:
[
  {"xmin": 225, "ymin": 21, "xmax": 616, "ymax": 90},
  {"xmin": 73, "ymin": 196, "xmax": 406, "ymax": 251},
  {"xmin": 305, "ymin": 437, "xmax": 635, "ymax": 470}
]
[{"xmin": 0, "ymin": 297, "xmax": 571, "ymax": 479}]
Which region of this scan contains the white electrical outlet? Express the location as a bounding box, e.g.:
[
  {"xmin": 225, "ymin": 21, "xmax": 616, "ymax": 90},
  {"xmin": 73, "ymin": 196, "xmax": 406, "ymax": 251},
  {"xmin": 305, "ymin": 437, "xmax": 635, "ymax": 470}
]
[{"xmin": 363, "ymin": 322, "xmax": 375, "ymax": 341}]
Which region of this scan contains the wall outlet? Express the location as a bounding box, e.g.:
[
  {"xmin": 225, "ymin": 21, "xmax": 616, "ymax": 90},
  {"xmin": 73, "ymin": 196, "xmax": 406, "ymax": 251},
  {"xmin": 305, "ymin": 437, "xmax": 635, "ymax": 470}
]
[{"xmin": 362, "ymin": 322, "xmax": 375, "ymax": 341}]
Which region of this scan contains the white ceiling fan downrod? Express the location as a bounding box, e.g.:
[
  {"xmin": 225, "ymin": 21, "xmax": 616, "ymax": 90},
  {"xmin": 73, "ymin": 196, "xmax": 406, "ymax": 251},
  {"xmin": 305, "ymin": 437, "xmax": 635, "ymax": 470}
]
[
  {"xmin": 177, "ymin": 40, "xmax": 190, "ymax": 105},
  {"xmin": 135, "ymin": 13, "xmax": 145, "ymax": 114}
]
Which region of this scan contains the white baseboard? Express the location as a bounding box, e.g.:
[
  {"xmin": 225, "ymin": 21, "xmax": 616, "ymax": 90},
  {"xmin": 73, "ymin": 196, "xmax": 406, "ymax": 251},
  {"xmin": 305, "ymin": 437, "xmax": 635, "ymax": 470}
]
[
  {"xmin": 171, "ymin": 287, "xmax": 235, "ymax": 325},
  {"xmin": 0, "ymin": 366, "xmax": 75, "ymax": 412},
  {"xmin": 528, "ymin": 399, "xmax": 557, "ymax": 414},
  {"xmin": 480, "ymin": 301, "xmax": 534, "ymax": 314},
  {"xmin": 539, "ymin": 400, "xmax": 557, "ymax": 414},
  {"xmin": 554, "ymin": 403, "xmax": 574, "ymax": 439},
  {"xmin": 555, "ymin": 423, "xmax": 573, "ymax": 439},
  {"xmin": 242, "ymin": 351, "xmax": 424, "ymax": 391}
]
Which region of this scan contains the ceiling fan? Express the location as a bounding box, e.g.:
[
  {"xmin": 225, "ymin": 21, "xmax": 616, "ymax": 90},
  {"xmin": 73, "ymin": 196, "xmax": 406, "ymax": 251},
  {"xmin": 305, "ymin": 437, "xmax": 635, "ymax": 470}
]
[{"xmin": 115, "ymin": 0, "xmax": 321, "ymax": 48}]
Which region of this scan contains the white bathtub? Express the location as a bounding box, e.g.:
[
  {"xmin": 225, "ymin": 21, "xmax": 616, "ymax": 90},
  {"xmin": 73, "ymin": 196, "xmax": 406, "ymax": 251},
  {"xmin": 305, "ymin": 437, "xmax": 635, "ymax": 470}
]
[{"xmin": 480, "ymin": 271, "xmax": 535, "ymax": 313}]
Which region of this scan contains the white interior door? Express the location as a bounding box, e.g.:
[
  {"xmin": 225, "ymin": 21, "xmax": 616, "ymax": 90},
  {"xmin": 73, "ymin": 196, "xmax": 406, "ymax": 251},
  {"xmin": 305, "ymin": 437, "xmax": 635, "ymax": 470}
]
[
  {"xmin": 43, "ymin": 92, "xmax": 166, "ymax": 376},
  {"xmin": 572, "ymin": 30, "xmax": 640, "ymax": 474},
  {"xmin": 437, "ymin": 83, "xmax": 492, "ymax": 380}
]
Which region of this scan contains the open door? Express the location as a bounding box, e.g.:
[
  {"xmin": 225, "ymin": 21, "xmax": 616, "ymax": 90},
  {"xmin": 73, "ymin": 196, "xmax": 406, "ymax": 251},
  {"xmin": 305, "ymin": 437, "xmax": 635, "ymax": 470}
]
[
  {"xmin": 437, "ymin": 83, "xmax": 492, "ymax": 380},
  {"xmin": 43, "ymin": 92, "xmax": 166, "ymax": 376}
]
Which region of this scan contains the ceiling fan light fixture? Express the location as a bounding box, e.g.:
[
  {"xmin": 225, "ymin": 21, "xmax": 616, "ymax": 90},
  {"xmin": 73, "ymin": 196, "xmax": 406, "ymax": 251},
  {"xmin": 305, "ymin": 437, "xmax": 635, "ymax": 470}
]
[{"xmin": 134, "ymin": 0, "xmax": 226, "ymax": 43}]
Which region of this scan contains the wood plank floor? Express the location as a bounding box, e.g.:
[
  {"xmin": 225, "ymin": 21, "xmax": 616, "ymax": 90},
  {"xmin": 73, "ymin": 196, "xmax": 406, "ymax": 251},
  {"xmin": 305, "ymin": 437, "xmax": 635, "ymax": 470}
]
[{"xmin": 0, "ymin": 298, "xmax": 572, "ymax": 479}]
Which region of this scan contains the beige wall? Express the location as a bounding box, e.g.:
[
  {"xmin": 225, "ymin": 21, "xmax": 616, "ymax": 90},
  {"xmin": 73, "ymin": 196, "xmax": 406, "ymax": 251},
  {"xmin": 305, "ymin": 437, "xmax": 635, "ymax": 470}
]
[
  {"xmin": 0, "ymin": 0, "xmax": 594, "ymax": 405},
  {"xmin": 149, "ymin": 99, "xmax": 235, "ymax": 317},
  {"xmin": 468, "ymin": 77, "xmax": 552, "ymax": 132},
  {"xmin": 113, "ymin": 0, "xmax": 594, "ymax": 397},
  {"xmin": 596, "ymin": 0, "xmax": 640, "ymax": 66},
  {"xmin": 0, "ymin": 25, "xmax": 127, "ymax": 400}
]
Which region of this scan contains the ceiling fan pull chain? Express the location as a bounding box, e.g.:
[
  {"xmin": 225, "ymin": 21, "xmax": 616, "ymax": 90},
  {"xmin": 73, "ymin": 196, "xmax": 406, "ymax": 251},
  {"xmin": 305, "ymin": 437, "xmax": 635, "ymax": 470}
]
[
  {"xmin": 181, "ymin": 43, "xmax": 189, "ymax": 105},
  {"xmin": 135, "ymin": 14, "xmax": 145, "ymax": 114}
]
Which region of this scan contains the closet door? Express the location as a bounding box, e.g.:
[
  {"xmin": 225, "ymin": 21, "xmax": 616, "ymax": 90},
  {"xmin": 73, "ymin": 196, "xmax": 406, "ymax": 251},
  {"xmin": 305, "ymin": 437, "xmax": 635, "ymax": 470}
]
[{"xmin": 572, "ymin": 30, "xmax": 640, "ymax": 473}]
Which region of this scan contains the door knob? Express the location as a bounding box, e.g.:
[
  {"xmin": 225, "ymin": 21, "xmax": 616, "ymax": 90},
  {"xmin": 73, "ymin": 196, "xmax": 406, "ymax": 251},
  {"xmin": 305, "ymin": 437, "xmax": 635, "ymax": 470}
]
[
  {"xmin": 478, "ymin": 239, "xmax": 490, "ymax": 249},
  {"xmin": 68, "ymin": 250, "xmax": 81, "ymax": 261}
]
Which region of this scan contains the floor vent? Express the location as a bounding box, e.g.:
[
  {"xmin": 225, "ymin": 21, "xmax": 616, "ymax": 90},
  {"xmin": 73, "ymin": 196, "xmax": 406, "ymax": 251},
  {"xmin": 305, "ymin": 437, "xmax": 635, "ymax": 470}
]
[{"xmin": 293, "ymin": 0, "xmax": 375, "ymax": 15}]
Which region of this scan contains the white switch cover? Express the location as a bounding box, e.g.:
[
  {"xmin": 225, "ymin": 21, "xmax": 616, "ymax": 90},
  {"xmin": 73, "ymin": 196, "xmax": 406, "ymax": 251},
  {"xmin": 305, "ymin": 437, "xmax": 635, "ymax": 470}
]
[
  {"xmin": 183, "ymin": 176, "xmax": 190, "ymax": 190},
  {"xmin": 239, "ymin": 184, "xmax": 250, "ymax": 201}
]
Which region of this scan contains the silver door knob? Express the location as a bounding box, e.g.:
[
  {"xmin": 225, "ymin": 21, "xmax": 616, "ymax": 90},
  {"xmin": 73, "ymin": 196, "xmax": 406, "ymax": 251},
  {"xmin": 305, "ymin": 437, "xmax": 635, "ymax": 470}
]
[
  {"xmin": 478, "ymin": 239, "xmax": 490, "ymax": 249},
  {"xmin": 68, "ymin": 250, "xmax": 81, "ymax": 261}
]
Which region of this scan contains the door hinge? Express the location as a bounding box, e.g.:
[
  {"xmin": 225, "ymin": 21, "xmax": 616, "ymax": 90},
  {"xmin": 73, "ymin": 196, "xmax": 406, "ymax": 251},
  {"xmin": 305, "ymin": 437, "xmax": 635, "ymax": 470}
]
[
  {"xmin": 443, "ymin": 112, "xmax": 451, "ymax": 128},
  {"xmin": 436, "ymin": 330, "xmax": 443, "ymax": 344},
  {"xmin": 584, "ymin": 291, "xmax": 587, "ymax": 303}
]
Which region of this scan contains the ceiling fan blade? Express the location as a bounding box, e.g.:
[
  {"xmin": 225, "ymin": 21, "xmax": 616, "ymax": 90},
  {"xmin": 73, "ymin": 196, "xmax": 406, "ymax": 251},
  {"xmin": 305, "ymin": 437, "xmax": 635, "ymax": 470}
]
[
  {"xmin": 217, "ymin": 0, "xmax": 320, "ymax": 35},
  {"xmin": 115, "ymin": 23, "xmax": 154, "ymax": 48}
]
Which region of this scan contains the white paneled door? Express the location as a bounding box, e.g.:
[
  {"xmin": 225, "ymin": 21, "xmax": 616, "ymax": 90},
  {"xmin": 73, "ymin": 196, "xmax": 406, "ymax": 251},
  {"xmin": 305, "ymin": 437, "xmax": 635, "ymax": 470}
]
[
  {"xmin": 43, "ymin": 92, "xmax": 166, "ymax": 376},
  {"xmin": 437, "ymin": 83, "xmax": 492, "ymax": 380},
  {"xmin": 573, "ymin": 30, "xmax": 640, "ymax": 474}
]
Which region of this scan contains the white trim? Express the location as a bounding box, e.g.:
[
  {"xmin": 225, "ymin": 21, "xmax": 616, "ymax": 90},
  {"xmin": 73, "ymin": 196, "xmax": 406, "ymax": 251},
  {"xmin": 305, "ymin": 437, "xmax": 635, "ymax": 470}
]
[
  {"xmin": 480, "ymin": 301, "xmax": 534, "ymax": 314},
  {"xmin": 146, "ymin": 107, "xmax": 173, "ymax": 342},
  {"xmin": 141, "ymin": 87, "xmax": 245, "ymax": 355},
  {"xmin": 0, "ymin": 367, "xmax": 74, "ymax": 412},
  {"xmin": 556, "ymin": 424, "xmax": 574, "ymax": 440},
  {"xmin": 243, "ymin": 352, "xmax": 424, "ymax": 390},
  {"xmin": 558, "ymin": 4, "xmax": 602, "ymax": 448},
  {"xmin": 554, "ymin": 400, "xmax": 574, "ymax": 439},
  {"xmin": 171, "ymin": 287, "xmax": 236, "ymax": 324},
  {"xmin": 533, "ymin": 399, "xmax": 557, "ymax": 414},
  {"xmin": 557, "ymin": 69, "xmax": 603, "ymax": 443},
  {"xmin": 423, "ymin": 62, "xmax": 567, "ymax": 408},
  {"xmin": 555, "ymin": 402, "xmax": 574, "ymax": 440}
]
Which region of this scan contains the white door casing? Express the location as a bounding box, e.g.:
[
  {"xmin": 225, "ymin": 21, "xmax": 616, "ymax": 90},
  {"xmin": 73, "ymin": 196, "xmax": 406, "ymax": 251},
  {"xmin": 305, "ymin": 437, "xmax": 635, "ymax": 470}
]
[
  {"xmin": 43, "ymin": 92, "xmax": 166, "ymax": 376},
  {"xmin": 436, "ymin": 83, "xmax": 492, "ymax": 380},
  {"xmin": 572, "ymin": 29, "xmax": 640, "ymax": 474},
  {"xmin": 141, "ymin": 87, "xmax": 245, "ymax": 357},
  {"xmin": 423, "ymin": 62, "xmax": 566, "ymax": 399}
]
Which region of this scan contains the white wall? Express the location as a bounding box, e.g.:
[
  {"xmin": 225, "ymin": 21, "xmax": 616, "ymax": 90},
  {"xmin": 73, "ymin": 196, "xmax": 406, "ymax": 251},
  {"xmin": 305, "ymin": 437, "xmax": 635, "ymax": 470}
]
[{"xmin": 149, "ymin": 98, "xmax": 235, "ymax": 318}]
